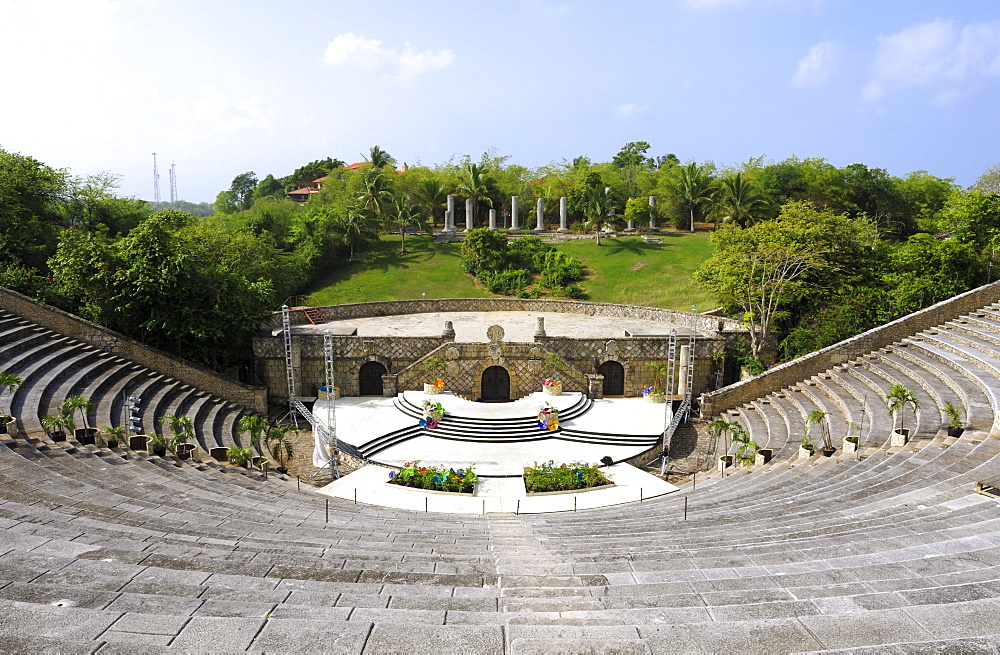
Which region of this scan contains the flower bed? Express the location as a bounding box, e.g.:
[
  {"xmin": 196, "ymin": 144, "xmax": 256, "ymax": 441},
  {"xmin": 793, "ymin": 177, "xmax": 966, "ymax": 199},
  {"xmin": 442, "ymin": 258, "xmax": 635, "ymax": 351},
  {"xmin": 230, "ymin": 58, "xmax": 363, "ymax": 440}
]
[
  {"xmin": 387, "ymin": 461, "xmax": 478, "ymax": 493},
  {"xmin": 523, "ymin": 460, "xmax": 612, "ymax": 493},
  {"xmin": 419, "ymin": 400, "xmax": 446, "ymax": 429},
  {"xmin": 537, "ymin": 402, "xmax": 560, "ymax": 431}
]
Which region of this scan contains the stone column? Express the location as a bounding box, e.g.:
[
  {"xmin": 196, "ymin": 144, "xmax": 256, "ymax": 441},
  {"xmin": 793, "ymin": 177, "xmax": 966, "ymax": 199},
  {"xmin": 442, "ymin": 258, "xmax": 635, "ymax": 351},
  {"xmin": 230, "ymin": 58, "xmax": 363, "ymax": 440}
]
[
  {"xmin": 447, "ymin": 194, "xmax": 455, "ymax": 219},
  {"xmin": 627, "ymin": 197, "xmax": 634, "ymax": 232},
  {"xmin": 557, "ymin": 196, "xmax": 569, "ymax": 232},
  {"xmin": 442, "ymin": 321, "xmax": 455, "ymax": 340},
  {"xmin": 488, "ymin": 208, "xmax": 497, "ymax": 230},
  {"xmin": 465, "ymin": 198, "xmax": 474, "ymax": 232},
  {"xmin": 677, "ymin": 344, "xmax": 690, "ymax": 396},
  {"xmin": 510, "ymin": 196, "xmax": 520, "ymax": 230},
  {"xmin": 649, "ymin": 195, "xmax": 657, "ymax": 230},
  {"xmin": 443, "ymin": 210, "xmax": 454, "ymax": 233},
  {"xmin": 534, "ymin": 316, "xmax": 546, "ymax": 338},
  {"xmin": 535, "ymin": 198, "xmax": 545, "ymax": 232}
]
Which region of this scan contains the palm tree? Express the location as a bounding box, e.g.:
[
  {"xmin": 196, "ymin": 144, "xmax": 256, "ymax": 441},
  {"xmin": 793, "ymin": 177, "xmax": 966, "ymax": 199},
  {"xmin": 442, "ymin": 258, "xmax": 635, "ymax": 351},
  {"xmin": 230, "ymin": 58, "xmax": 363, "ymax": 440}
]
[
  {"xmin": 332, "ymin": 205, "xmax": 367, "ymax": 261},
  {"xmin": 0, "ymin": 370, "xmax": 22, "ymax": 417},
  {"xmin": 62, "ymin": 394, "xmax": 94, "ymax": 431},
  {"xmin": 884, "ymin": 384, "xmax": 919, "ymax": 434},
  {"xmin": 582, "ymin": 186, "xmax": 618, "ymax": 246},
  {"xmin": 357, "ymin": 167, "xmax": 393, "ymax": 227},
  {"xmin": 707, "ymin": 418, "xmax": 740, "ymax": 459},
  {"xmin": 158, "ymin": 413, "xmax": 195, "ymax": 453},
  {"xmin": 456, "ymin": 163, "xmax": 492, "ymax": 227},
  {"xmin": 645, "ymin": 361, "xmax": 669, "ymax": 394},
  {"xmin": 730, "ymin": 424, "xmax": 759, "ymax": 465},
  {"xmin": 806, "ymin": 409, "xmax": 832, "ymax": 450},
  {"xmin": 368, "ymin": 145, "xmax": 393, "ymax": 170},
  {"xmin": 674, "ymin": 162, "xmax": 718, "ymax": 232},
  {"xmin": 264, "ymin": 423, "xmax": 297, "ymax": 471},
  {"xmin": 719, "ymin": 172, "xmax": 768, "ymax": 228},
  {"xmin": 239, "ymin": 415, "xmax": 268, "ymax": 449},
  {"xmin": 388, "ymin": 194, "xmax": 428, "ymax": 255},
  {"xmin": 414, "ymin": 177, "xmax": 448, "ymax": 227}
]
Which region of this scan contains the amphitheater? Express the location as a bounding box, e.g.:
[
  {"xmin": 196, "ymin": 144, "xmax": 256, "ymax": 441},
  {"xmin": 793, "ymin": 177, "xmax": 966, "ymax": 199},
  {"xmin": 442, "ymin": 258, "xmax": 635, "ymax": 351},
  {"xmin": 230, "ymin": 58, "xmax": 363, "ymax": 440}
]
[{"xmin": 3, "ymin": 280, "xmax": 1000, "ymax": 652}]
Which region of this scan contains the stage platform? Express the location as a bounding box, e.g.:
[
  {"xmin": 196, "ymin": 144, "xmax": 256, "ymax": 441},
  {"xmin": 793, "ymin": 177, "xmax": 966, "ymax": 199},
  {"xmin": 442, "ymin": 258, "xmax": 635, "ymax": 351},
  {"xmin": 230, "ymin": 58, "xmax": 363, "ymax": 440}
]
[{"xmin": 313, "ymin": 391, "xmax": 670, "ymax": 476}]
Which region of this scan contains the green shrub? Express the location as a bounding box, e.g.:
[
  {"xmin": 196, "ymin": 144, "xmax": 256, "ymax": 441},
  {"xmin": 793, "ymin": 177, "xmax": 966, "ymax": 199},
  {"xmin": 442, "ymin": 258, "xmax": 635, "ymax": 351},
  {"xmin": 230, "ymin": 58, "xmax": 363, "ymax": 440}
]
[
  {"xmin": 481, "ymin": 268, "xmax": 528, "ymax": 295},
  {"xmin": 523, "ymin": 460, "xmax": 612, "ymax": 493}
]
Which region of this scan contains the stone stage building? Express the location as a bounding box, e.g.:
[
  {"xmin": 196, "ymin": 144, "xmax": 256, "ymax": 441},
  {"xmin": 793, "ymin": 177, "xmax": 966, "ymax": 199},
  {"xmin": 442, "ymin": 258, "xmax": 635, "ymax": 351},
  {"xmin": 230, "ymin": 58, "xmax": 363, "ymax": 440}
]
[{"xmin": 254, "ymin": 299, "xmax": 748, "ymax": 408}]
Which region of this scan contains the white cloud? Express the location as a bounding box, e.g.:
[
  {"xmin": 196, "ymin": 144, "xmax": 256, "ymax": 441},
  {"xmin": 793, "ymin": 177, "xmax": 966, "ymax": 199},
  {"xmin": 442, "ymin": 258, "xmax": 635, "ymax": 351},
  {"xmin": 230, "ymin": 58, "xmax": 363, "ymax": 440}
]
[
  {"xmin": 323, "ymin": 32, "xmax": 455, "ymax": 82},
  {"xmin": 863, "ymin": 18, "xmax": 1000, "ymax": 105},
  {"xmin": 192, "ymin": 84, "xmax": 275, "ymax": 136},
  {"xmin": 791, "ymin": 41, "xmax": 840, "ymax": 88},
  {"xmin": 615, "ymin": 103, "xmax": 649, "ymax": 119}
]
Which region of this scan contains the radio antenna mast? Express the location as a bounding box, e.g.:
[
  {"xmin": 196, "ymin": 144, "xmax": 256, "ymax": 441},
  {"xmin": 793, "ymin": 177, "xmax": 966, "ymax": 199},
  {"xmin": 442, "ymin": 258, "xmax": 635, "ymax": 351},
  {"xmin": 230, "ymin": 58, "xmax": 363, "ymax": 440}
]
[
  {"xmin": 152, "ymin": 153, "xmax": 161, "ymax": 203},
  {"xmin": 169, "ymin": 163, "xmax": 178, "ymax": 203}
]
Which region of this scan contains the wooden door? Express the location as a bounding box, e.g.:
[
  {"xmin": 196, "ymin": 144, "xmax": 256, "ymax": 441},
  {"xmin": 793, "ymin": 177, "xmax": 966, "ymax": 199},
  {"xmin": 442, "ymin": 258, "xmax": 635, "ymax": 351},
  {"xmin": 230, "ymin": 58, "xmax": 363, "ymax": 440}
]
[
  {"xmin": 481, "ymin": 366, "xmax": 510, "ymax": 402},
  {"xmin": 598, "ymin": 360, "xmax": 625, "ymax": 396},
  {"xmin": 359, "ymin": 361, "xmax": 387, "ymax": 396}
]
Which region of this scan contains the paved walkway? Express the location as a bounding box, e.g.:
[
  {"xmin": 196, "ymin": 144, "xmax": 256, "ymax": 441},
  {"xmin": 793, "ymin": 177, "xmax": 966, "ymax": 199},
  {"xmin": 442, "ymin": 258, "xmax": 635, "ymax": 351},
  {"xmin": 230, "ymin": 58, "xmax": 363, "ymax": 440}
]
[
  {"xmin": 318, "ymin": 462, "xmax": 678, "ymax": 514},
  {"xmin": 287, "ymin": 309, "xmax": 698, "ymax": 340}
]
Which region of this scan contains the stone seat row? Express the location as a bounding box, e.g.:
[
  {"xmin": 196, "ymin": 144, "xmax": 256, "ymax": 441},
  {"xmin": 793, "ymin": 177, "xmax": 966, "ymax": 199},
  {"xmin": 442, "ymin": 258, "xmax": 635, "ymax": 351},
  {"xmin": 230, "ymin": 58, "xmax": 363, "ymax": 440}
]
[{"xmin": 0, "ymin": 310, "xmax": 250, "ymax": 457}]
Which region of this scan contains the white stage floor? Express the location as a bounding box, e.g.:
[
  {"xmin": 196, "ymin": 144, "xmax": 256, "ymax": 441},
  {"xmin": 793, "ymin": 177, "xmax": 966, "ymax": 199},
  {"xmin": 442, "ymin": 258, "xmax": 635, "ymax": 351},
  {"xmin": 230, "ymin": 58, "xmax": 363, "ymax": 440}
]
[
  {"xmin": 319, "ymin": 462, "xmax": 678, "ymax": 514},
  {"xmin": 314, "ymin": 392, "xmax": 670, "ymax": 476}
]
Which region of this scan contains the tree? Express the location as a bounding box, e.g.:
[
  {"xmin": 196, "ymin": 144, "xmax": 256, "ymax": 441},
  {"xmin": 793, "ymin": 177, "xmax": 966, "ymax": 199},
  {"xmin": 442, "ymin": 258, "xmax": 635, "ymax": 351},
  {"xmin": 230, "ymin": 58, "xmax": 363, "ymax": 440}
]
[
  {"xmin": 368, "ymin": 145, "xmax": 394, "ymax": 170},
  {"xmin": 357, "ymin": 167, "xmax": 393, "ymax": 227},
  {"xmin": 387, "ymin": 194, "xmax": 428, "ymax": 255},
  {"xmin": 612, "ymin": 141, "xmax": 652, "ymax": 170},
  {"xmin": 253, "ymin": 174, "xmax": 285, "ymax": 201},
  {"xmin": 673, "ymin": 162, "xmax": 718, "ymax": 232},
  {"xmin": 456, "ymin": 163, "xmax": 493, "ymax": 227},
  {"xmin": 239, "ymin": 415, "xmax": 268, "ymax": 448},
  {"xmin": 975, "ymin": 163, "xmax": 1000, "ymax": 194},
  {"xmin": 719, "ymin": 172, "xmax": 768, "ymax": 228},
  {"xmin": 806, "ymin": 409, "xmax": 832, "ymax": 451},
  {"xmin": 228, "ymin": 172, "xmax": 258, "ymax": 212},
  {"xmin": 413, "ymin": 177, "xmax": 449, "ymax": 226},
  {"xmin": 331, "ymin": 205, "xmax": 368, "ymax": 261},
  {"xmin": 581, "ymin": 185, "xmax": 618, "ymax": 246},
  {"xmin": 0, "ymin": 148, "xmax": 68, "ymax": 270},
  {"xmin": 695, "ymin": 203, "xmax": 844, "ymax": 360}
]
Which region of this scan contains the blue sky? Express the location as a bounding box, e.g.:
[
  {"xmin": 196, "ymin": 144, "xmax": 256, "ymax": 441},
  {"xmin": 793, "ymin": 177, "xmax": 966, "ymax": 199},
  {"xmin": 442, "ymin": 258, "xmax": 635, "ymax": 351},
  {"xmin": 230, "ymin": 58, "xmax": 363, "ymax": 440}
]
[{"xmin": 2, "ymin": 0, "xmax": 1000, "ymax": 202}]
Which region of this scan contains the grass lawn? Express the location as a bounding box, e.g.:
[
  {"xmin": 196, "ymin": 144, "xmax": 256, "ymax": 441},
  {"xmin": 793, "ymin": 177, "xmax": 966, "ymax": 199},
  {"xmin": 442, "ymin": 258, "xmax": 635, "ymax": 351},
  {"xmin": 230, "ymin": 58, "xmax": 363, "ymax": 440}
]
[
  {"xmin": 306, "ymin": 231, "xmax": 717, "ymax": 310},
  {"xmin": 559, "ymin": 232, "xmax": 718, "ymax": 309},
  {"xmin": 308, "ymin": 235, "xmax": 491, "ymax": 305}
]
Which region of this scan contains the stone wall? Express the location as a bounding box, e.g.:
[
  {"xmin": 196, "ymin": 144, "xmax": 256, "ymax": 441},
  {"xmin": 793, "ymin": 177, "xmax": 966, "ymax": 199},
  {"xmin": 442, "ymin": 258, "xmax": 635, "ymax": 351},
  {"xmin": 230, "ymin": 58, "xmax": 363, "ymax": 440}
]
[
  {"xmin": 273, "ymin": 298, "xmax": 747, "ymax": 333},
  {"xmin": 699, "ymin": 280, "xmax": 1000, "ymax": 418},
  {"xmin": 0, "ymin": 286, "xmax": 268, "ymax": 413}
]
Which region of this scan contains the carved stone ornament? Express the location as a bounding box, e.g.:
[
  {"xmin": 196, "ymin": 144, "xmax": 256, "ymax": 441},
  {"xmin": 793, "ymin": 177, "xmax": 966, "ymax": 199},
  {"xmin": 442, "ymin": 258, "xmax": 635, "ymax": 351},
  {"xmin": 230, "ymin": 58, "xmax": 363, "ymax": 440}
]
[{"xmin": 486, "ymin": 325, "xmax": 505, "ymax": 343}]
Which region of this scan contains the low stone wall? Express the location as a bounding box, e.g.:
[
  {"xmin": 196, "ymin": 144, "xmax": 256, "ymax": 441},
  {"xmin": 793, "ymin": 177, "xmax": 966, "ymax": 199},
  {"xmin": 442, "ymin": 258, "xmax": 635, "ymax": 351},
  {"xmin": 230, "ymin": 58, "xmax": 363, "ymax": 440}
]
[
  {"xmin": 0, "ymin": 286, "xmax": 268, "ymax": 413},
  {"xmin": 698, "ymin": 281, "xmax": 1000, "ymax": 418},
  {"xmin": 274, "ymin": 298, "xmax": 747, "ymax": 333}
]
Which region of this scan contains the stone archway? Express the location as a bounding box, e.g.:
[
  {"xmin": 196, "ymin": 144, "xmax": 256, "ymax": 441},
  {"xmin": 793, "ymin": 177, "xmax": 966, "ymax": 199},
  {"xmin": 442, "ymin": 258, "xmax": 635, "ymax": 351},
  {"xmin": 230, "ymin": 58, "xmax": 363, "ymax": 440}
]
[
  {"xmin": 597, "ymin": 360, "xmax": 625, "ymax": 396},
  {"xmin": 481, "ymin": 366, "xmax": 510, "ymax": 402},
  {"xmin": 359, "ymin": 361, "xmax": 387, "ymax": 396}
]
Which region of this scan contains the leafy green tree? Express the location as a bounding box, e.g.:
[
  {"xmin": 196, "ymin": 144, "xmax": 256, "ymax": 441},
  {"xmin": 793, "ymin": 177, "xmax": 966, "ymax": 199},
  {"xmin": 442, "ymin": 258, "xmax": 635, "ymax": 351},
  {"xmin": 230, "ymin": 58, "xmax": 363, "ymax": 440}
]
[
  {"xmin": 413, "ymin": 176, "xmax": 449, "ymax": 226},
  {"xmin": 368, "ymin": 145, "xmax": 394, "ymax": 170},
  {"xmin": 612, "ymin": 141, "xmax": 652, "ymax": 170},
  {"xmin": 228, "ymin": 172, "xmax": 258, "ymax": 212},
  {"xmin": 461, "ymin": 228, "xmax": 509, "ymax": 276},
  {"xmin": 253, "ymin": 174, "xmax": 285, "ymax": 200},
  {"xmin": 0, "ymin": 148, "xmax": 68, "ymax": 270},
  {"xmin": 357, "ymin": 167, "xmax": 393, "ymax": 227},
  {"xmin": 975, "ymin": 163, "xmax": 1000, "ymax": 194},
  {"xmin": 581, "ymin": 185, "xmax": 618, "ymax": 246}
]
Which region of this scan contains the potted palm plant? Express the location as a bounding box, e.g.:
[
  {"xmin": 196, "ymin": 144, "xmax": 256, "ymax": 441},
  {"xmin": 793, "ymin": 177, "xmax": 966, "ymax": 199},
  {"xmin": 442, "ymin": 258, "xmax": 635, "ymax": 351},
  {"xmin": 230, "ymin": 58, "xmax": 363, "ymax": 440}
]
[
  {"xmin": 226, "ymin": 445, "xmax": 253, "ymax": 468},
  {"xmin": 422, "ymin": 357, "xmax": 446, "ymax": 395},
  {"xmin": 799, "ymin": 434, "xmax": 816, "ymax": 459},
  {"xmin": 0, "ymin": 370, "xmax": 22, "ymax": 435},
  {"xmin": 941, "ymin": 401, "xmax": 964, "ymax": 438},
  {"xmin": 158, "ymin": 413, "xmax": 195, "ymax": 458},
  {"xmin": 841, "ymin": 421, "xmax": 860, "ymax": 454},
  {"xmin": 262, "ymin": 424, "xmax": 296, "ymax": 474},
  {"xmin": 63, "ymin": 395, "xmax": 96, "ymax": 444},
  {"xmin": 731, "ymin": 424, "xmax": 759, "ymax": 466},
  {"xmin": 806, "ymin": 409, "xmax": 835, "ymax": 456},
  {"xmin": 707, "ymin": 418, "xmax": 738, "ymax": 471},
  {"xmin": 643, "ymin": 362, "xmax": 668, "ymax": 403},
  {"xmin": 101, "ymin": 425, "xmax": 125, "ymax": 449},
  {"xmin": 42, "ymin": 413, "xmax": 73, "ymax": 442},
  {"xmin": 542, "ymin": 353, "xmax": 565, "ymax": 395},
  {"xmin": 884, "ymin": 384, "xmax": 919, "ymax": 446},
  {"xmin": 147, "ymin": 432, "xmax": 168, "ymax": 457}
]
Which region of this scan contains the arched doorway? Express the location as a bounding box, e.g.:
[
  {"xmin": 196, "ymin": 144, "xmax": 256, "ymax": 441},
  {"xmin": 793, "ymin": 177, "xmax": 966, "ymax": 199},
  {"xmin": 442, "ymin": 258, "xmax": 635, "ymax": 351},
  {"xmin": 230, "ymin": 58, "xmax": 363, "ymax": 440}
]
[
  {"xmin": 598, "ymin": 360, "xmax": 625, "ymax": 396},
  {"xmin": 481, "ymin": 366, "xmax": 510, "ymax": 402},
  {"xmin": 359, "ymin": 361, "xmax": 387, "ymax": 396}
]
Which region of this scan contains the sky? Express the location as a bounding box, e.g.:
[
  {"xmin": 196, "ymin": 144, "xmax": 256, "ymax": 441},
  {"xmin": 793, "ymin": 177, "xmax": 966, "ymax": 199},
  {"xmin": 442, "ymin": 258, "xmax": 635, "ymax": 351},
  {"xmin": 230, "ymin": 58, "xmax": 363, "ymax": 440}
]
[{"xmin": 2, "ymin": 0, "xmax": 1000, "ymax": 203}]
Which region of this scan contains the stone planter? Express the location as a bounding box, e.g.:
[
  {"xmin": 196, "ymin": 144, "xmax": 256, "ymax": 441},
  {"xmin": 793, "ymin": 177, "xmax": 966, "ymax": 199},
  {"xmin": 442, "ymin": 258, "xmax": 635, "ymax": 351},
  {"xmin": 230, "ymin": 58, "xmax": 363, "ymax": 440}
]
[
  {"xmin": 643, "ymin": 393, "xmax": 666, "ymax": 404},
  {"xmin": 798, "ymin": 446, "xmax": 815, "ymax": 459},
  {"xmin": 176, "ymin": 443, "xmax": 196, "ymax": 460},
  {"xmin": 0, "ymin": 416, "xmax": 15, "ymax": 436},
  {"xmin": 842, "ymin": 436, "xmax": 859, "ymax": 454},
  {"xmin": 543, "ymin": 382, "xmax": 563, "ymax": 396},
  {"xmin": 423, "ymin": 383, "xmax": 444, "ymax": 395},
  {"xmin": 947, "ymin": 427, "xmax": 965, "ymax": 438},
  {"xmin": 717, "ymin": 455, "xmax": 733, "ymax": 471},
  {"xmin": 209, "ymin": 446, "xmax": 229, "ymax": 462},
  {"xmin": 317, "ymin": 387, "xmax": 341, "ymax": 401},
  {"xmin": 755, "ymin": 448, "xmax": 773, "ymax": 465},
  {"xmin": 890, "ymin": 428, "xmax": 910, "ymax": 447},
  {"xmin": 129, "ymin": 434, "xmax": 149, "ymax": 451}
]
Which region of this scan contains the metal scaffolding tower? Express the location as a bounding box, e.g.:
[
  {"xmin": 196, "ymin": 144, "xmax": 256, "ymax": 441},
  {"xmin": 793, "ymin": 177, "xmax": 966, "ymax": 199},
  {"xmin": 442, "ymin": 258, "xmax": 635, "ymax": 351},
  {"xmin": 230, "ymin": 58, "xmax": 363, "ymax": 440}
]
[
  {"xmin": 281, "ymin": 305, "xmax": 297, "ymax": 426},
  {"xmin": 661, "ymin": 329, "xmax": 678, "ymax": 475},
  {"xmin": 152, "ymin": 153, "xmax": 161, "ymax": 203},
  {"xmin": 685, "ymin": 307, "xmax": 697, "ymax": 419},
  {"xmin": 169, "ymin": 163, "xmax": 178, "ymax": 203}
]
